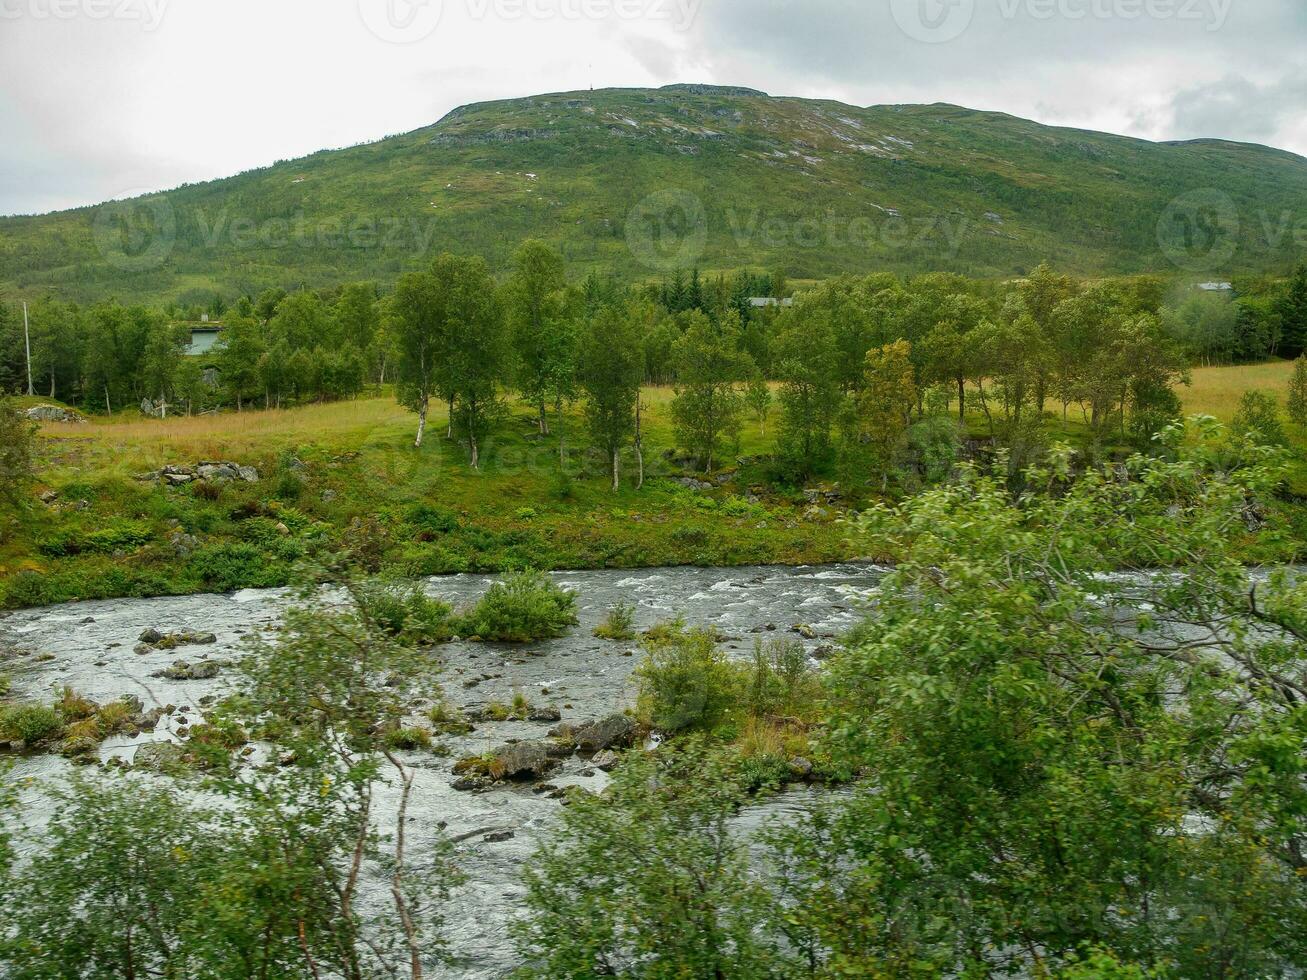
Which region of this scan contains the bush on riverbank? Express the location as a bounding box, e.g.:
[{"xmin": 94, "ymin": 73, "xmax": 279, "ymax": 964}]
[{"xmin": 454, "ymin": 569, "xmax": 577, "ymax": 643}]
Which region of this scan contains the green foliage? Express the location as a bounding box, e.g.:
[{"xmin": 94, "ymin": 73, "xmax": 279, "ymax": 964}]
[
  {"xmin": 355, "ymin": 580, "xmax": 455, "ymax": 645},
  {"xmin": 455, "ymin": 569, "xmax": 578, "ymax": 642},
  {"xmin": 189, "ymin": 541, "xmax": 291, "ymax": 591},
  {"xmin": 593, "ymin": 601, "xmax": 637, "ymax": 641},
  {"xmin": 513, "ymin": 746, "xmax": 791, "ymax": 979},
  {"xmin": 635, "ymin": 625, "xmax": 739, "ymax": 732},
  {"xmin": 787, "ymin": 426, "xmax": 1307, "ymax": 976},
  {"xmin": 1288, "ymin": 355, "xmax": 1307, "ymax": 426},
  {"xmin": 9, "ymin": 88, "xmax": 1307, "ymax": 307},
  {"xmin": 670, "ymin": 311, "xmax": 752, "ymax": 473},
  {"xmin": 742, "ymin": 636, "xmax": 816, "ymax": 720},
  {"xmin": 0, "ymin": 398, "xmax": 37, "ymax": 515},
  {"xmin": 0, "ymin": 703, "xmax": 62, "ymax": 745},
  {"xmin": 1232, "ymin": 389, "xmax": 1287, "ymax": 446}
]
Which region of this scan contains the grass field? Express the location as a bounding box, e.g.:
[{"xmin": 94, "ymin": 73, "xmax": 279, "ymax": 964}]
[
  {"xmin": 1181, "ymin": 361, "xmax": 1296, "ymax": 418},
  {"xmin": 2, "ymin": 362, "xmax": 1301, "ymax": 610}
]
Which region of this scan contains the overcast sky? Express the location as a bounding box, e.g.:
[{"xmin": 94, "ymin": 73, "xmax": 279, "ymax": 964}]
[{"xmin": 2, "ymin": 0, "xmax": 1305, "ymax": 216}]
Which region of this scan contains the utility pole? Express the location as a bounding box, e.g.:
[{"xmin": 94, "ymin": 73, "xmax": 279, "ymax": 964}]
[{"xmin": 23, "ymin": 301, "xmax": 34, "ymax": 396}]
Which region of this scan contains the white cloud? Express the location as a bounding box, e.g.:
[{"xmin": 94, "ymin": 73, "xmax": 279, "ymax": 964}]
[{"xmin": 1, "ymin": 0, "xmax": 1304, "ymax": 215}]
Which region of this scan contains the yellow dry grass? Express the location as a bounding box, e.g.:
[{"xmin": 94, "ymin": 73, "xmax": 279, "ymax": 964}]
[{"xmin": 1180, "ymin": 360, "xmax": 1295, "ymax": 419}]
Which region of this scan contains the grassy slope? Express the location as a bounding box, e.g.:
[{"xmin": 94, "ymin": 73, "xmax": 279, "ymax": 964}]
[
  {"xmin": 0, "ymin": 386, "xmax": 849, "ymax": 609},
  {"xmin": 3, "ymin": 362, "xmax": 1302, "ymax": 610},
  {"xmin": 4, "ymin": 86, "xmax": 1307, "ymax": 304}
]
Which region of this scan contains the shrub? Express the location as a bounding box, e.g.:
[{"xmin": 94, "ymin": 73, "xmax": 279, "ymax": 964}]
[
  {"xmin": 383, "ymin": 726, "xmax": 433, "ymax": 751},
  {"xmin": 355, "ymin": 582, "xmax": 454, "ymax": 645},
  {"xmin": 743, "ymin": 637, "xmax": 817, "ymax": 720},
  {"xmin": 190, "ymin": 543, "xmax": 289, "ymax": 591},
  {"xmin": 1232, "ymin": 390, "xmax": 1287, "ymax": 446},
  {"xmin": 0, "ymin": 397, "xmax": 37, "ymax": 511},
  {"xmin": 0, "ymin": 703, "xmax": 63, "ymax": 745},
  {"xmin": 408, "ymin": 503, "xmax": 460, "ymax": 534},
  {"xmin": 1288, "ymin": 355, "xmax": 1307, "ymax": 426},
  {"xmin": 593, "ymin": 602, "xmax": 636, "ymax": 641},
  {"xmin": 456, "ymin": 570, "xmax": 578, "ymax": 643},
  {"xmin": 635, "ymin": 626, "xmax": 739, "ymax": 732},
  {"xmin": 427, "ymin": 700, "xmax": 472, "ymax": 734}
]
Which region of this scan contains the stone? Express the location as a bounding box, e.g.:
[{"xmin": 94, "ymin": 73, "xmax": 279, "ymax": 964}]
[
  {"xmin": 133, "ymin": 741, "xmax": 186, "ymax": 771},
  {"xmin": 482, "ymin": 830, "xmax": 515, "ymax": 842},
  {"xmin": 527, "ymin": 706, "xmax": 561, "ymax": 723},
  {"xmin": 451, "ymin": 776, "xmax": 489, "ymax": 792},
  {"xmin": 321, "ymin": 489, "xmax": 338, "ymax": 503},
  {"xmin": 154, "ymin": 660, "xmax": 221, "ymax": 680},
  {"xmin": 591, "ymin": 750, "xmax": 621, "ymax": 772},
  {"xmin": 792, "ymin": 624, "xmax": 817, "ymax": 640},
  {"xmin": 489, "ymin": 740, "xmax": 553, "ymax": 780},
  {"xmin": 574, "ymin": 714, "xmax": 635, "ymax": 754},
  {"xmin": 788, "ymin": 757, "xmax": 815, "ymax": 780},
  {"xmin": 139, "ymin": 628, "xmax": 165, "ymax": 644},
  {"xmin": 25, "ymin": 404, "xmax": 85, "ymax": 424}
]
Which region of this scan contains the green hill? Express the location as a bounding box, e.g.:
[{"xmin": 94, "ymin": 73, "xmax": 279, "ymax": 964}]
[{"xmin": 3, "ymin": 83, "xmax": 1306, "ymax": 303}]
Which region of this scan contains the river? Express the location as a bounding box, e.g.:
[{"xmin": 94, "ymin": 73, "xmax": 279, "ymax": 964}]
[{"xmin": 0, "ymin": 562, "xmax": 885, "ymax": 977}]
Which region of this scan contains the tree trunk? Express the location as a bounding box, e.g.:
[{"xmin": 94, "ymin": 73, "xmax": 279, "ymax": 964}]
[
  {"xmin": 635, "ymin": 398, "xmax": 644, "ymax": 489},
  {"xmin": 104, "ymin": 384, "xmax": 112, "ymax": 415},
  {"xmin": 957, "ymin": 376, "xmax": 966, "ymax": 423},
  {"xmin": 414, "ymin": 396, "xmax": 428, "ymax": 448},
  {"xmin": 469, "ymin": 429, "xmax": 479, "ymax": 469},
  {"xmin": 446, "ymin": 397, "xmax": 454, "ymax": 439},
  {"xmin": 538, "ymin": 398, "xmax": 549, "ymax": 435},
  {"xmin": 611, "ymin": 448, "xmax": 620, "ymax": 491}
]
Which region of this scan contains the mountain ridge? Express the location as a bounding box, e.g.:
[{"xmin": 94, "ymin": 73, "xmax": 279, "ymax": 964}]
[{"xmin": 2, "ymin": 84, "xmax": 1305, "ymax": 304}]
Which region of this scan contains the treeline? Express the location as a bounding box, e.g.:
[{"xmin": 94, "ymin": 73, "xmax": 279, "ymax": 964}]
[
  {"xmin": 0, "ymin": 284, "xmax": 382, "ymax": 414},
  {"xmin": 2, "ymin": 248, "xmax": 1304, "ymax": 488}
]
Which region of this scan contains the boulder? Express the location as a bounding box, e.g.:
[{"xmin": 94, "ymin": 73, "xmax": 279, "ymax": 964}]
[
  {"xmin": 133, "ymin": 741, "xmax": 187, "ymax": 771},
  {"xmin": 591, "ymin": 749, "xmax": 621, "ymax": 772},
  {"xmin": 154, "ymin": 660, "xmax": 221, "ymax": 680},
  {"xmin": 25, "ymin": 404, "xmax": 85, "ymax": 423},
  {"xmin": 488, "ymin": 740, "xmax": 553, "ymax": 780},
  {"xmin": 527, "ymin": 706, "xmax": 562, "ymax": 723},
  {"xmin": 788, "ymin": 757, "xmax": 815, "ymax": 780},
  {"xmin": 574, "ymin": 714, "xmax": 635, "ymax": 754}
]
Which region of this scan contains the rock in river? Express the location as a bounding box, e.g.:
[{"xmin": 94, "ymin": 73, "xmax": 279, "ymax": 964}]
[{"xmin": 574, "ymin": 713, "xmax": 635, "ymax": 754}]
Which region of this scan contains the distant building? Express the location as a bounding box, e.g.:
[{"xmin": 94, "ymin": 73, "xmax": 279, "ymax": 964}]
[
  {"xmin": 1195, "ymin": 281, "xmax": 1233, "ymax": 293},
  {"xmin": 748, "ymin": 297, "xmax": 794, "ymax": 308},
  {"xmin": 185, "ymin": 325, "xmax": 222, "ymax": 357}
]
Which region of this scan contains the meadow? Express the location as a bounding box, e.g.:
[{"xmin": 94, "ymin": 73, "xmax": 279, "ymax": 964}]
[{"xmin": 2, "ymin": 361, "xmax": 1301, "ymax": 610}]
